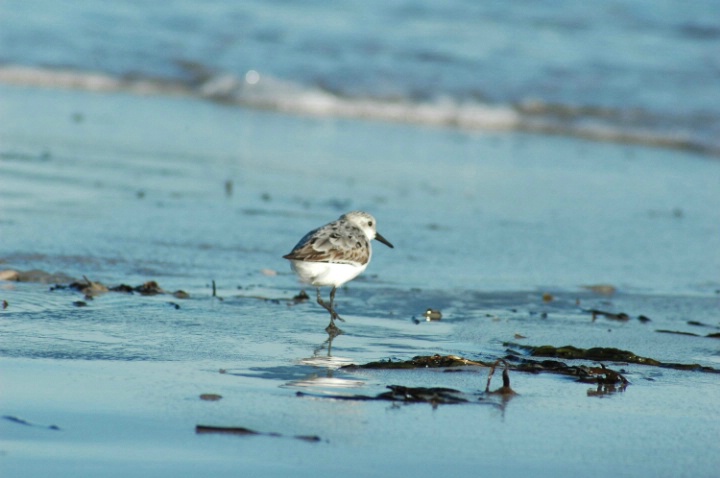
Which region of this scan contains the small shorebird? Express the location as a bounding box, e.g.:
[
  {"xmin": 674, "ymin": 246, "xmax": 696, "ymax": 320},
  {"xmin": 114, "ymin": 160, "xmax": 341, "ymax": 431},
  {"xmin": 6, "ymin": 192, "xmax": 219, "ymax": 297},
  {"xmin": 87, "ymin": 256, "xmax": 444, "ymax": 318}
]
[{"xmin": 283, "ymin": 211, "xmax": 394, "ymax": 335}]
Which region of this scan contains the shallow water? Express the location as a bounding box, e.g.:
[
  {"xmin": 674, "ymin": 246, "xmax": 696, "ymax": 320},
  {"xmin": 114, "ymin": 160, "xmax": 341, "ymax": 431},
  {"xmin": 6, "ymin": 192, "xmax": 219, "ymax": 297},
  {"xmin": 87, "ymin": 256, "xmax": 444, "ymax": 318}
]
[
  {"xmin": 2, "ymin": 84, "xmax": 719, "ymax": 293},
  {"xmin": 1, "ymin": 85, "xmax": 720, "ymax": 477}
]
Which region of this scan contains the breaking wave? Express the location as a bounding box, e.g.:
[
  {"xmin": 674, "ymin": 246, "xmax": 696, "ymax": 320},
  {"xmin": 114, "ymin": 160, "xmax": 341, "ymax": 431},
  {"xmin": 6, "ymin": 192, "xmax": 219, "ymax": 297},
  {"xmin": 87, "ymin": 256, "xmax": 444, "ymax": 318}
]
[{"xmin": 1, "ymin": 64, "xmax": 717, "ymax": 157}]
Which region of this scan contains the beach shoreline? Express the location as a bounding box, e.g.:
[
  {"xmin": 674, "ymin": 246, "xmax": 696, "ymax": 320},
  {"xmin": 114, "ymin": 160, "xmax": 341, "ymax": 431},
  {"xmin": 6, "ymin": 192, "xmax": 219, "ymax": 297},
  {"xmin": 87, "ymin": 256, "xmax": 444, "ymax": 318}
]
[{"xmin": 2, "ymin": 84, "xmax": 720, "ymax": 477}]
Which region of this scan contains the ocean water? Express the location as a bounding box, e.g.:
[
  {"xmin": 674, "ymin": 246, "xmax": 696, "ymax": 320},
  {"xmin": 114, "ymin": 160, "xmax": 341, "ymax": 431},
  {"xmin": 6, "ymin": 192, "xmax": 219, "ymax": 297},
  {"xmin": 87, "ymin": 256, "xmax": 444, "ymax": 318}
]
[
  {"xmin": 2, "ymin": 3, "xmax": 720, "ymax": 478},
  {"xmin": 1, "ymin": 0, "xmax": 720, "ymax": 155}
]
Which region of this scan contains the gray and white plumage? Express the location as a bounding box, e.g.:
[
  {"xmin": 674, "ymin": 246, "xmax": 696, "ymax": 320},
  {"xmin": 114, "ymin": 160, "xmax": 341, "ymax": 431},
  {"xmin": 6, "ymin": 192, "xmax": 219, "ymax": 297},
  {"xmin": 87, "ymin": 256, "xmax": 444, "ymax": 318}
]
[{"xmin": 283, "ymin": 211, "xmax": 393, "ymax": 288}]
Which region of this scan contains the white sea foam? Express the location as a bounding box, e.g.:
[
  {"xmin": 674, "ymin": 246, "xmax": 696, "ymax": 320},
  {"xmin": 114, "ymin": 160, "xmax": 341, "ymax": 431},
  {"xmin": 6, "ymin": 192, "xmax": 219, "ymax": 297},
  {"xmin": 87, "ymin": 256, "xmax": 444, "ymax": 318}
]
[
  {"xmin": 225, "ymin": 79, "xmax": 521, "ymax": 130},
  {"xmin": 0, "ymin": 65, "xmax": 189, "ymax": 96},
  {"xmin": 0, "ymin": 64, "xmax": 715, "ymax": 156},
  {"xmin": 0, "ymin": 65, "xmax": 119, "ymax": 91}
]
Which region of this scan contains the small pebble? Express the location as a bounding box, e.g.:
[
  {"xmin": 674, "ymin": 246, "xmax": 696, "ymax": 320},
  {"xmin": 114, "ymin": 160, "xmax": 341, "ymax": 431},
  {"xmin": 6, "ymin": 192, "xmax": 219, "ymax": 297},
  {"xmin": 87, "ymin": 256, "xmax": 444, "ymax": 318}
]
[
  {"xmin": 424, "ymin": 308, "xmax": 442, "ymax": 321},
  {"xmin": 200, "ymin": 393, "xmax": 223, "ymax": 401}
]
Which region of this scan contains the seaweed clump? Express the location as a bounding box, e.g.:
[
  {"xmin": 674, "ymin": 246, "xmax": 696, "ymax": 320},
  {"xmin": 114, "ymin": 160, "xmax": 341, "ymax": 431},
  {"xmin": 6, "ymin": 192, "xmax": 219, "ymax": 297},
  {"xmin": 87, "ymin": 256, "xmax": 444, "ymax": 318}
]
[
  {"xmin": 301, "ymin": 358, "xmax": 518, "ymax": 407},
  {"xmin": 195, "ymin": 425, "xmax": 321, "ymax": 442},
  {"xmin": 50, "ymin": 277, "xmax": 190, "ymax": 299},
  {"xmin": 343, "ymin": 354, "xmax": 486, "ymax": 371},
  {"xmin": 506, "ymin": 343, "xmax": 719, "ymax": 374}
]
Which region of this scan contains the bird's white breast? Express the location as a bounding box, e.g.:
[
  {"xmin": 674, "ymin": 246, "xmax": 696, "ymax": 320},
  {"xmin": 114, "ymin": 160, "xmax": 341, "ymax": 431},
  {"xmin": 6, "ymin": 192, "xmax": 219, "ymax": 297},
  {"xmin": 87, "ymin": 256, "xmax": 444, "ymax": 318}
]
[{"xmin": 288, "ymin": 260, "xmax": 367, "ymax": 288}]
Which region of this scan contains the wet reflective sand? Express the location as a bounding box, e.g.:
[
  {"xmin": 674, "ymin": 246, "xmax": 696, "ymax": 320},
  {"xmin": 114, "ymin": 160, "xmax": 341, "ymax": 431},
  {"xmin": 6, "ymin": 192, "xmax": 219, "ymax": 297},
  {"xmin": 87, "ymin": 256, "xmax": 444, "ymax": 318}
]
[{"xmin": 1, "ymin": 86, "xmax": 719, "ymax": 477}]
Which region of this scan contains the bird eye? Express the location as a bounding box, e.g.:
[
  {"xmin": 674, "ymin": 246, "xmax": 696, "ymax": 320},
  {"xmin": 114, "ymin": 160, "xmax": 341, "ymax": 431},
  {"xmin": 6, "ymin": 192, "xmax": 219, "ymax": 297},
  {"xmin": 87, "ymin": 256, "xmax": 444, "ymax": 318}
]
[{"xmin": 368, "ymin": 221, "xmax": 373, "ymax": 227}]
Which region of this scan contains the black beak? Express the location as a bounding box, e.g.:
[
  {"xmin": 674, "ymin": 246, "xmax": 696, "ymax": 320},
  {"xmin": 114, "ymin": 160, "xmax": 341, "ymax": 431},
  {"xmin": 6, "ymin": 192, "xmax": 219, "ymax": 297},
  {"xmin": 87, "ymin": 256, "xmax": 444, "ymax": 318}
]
[{"xmin": 375, "ymin": 232, "xmax": 394, "ymax": 248}]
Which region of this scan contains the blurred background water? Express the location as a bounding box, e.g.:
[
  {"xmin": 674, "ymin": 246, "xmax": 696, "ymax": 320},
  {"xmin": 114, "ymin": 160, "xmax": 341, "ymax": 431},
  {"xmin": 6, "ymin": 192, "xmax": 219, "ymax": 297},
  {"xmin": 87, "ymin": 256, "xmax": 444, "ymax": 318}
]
[{"xmin": 2, "ymin": 0, "xmax": 719, "ymax": 155}]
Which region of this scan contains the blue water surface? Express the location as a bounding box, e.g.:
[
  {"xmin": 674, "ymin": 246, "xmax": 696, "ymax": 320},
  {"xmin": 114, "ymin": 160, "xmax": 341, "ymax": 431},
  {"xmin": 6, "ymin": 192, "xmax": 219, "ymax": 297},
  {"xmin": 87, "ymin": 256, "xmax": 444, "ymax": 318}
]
[{"xmin": 2, "ymin": 0, "xmax": 719, "ymax": 153}]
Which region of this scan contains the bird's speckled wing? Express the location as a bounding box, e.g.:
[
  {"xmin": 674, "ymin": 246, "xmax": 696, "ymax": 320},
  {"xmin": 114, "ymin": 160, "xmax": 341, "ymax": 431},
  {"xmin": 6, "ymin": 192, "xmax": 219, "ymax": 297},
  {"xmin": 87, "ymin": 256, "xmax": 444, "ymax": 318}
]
[{"xmin": 283, "ymin": 219, "xmax": 370, "ymax": 265}]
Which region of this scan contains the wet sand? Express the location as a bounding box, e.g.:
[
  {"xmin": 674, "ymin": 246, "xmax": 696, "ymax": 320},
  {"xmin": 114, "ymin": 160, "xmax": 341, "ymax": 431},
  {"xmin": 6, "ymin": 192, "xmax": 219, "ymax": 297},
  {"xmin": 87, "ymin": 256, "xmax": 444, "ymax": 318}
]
[{"xmin": 1, "ymin": 84, "xmax": 720, "ymax": 477}]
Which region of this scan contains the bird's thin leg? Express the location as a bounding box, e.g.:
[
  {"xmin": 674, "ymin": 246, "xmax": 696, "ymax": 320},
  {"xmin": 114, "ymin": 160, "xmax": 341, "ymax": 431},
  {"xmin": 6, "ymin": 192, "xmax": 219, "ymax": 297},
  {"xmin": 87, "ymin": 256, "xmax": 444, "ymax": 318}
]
[
  {"xmin": 316, "ymin": 288, "xmax": 330, "ymax": 312},
  {"xmin": 316, "ymin": 288, "xmax": 344, "ymax": 336},
  {"xmin": 327, "ymin": 286, "xmax": 344, "ymax": 322},
  {"xmin": 315, "ymin": 288, "xmax": 344, "ymax": 322}
]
